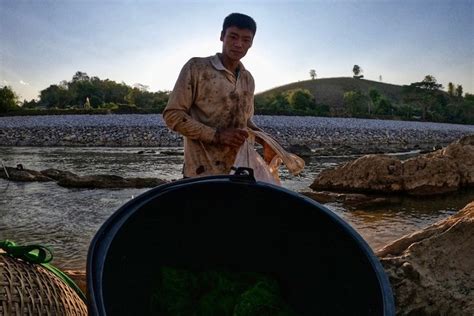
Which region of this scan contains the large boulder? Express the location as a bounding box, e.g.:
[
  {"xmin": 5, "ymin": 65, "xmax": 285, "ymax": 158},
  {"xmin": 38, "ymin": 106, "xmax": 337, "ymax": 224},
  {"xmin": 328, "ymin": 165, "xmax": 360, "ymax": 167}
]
[
  {"xmin": 310, "ymin": 154, "xmax": 403, "ymax": 193},
  {"xmin": 401, "ymin": 154, "xmax": 460, "ymax": 195},
  {"xmin": 377, "ymin": 201, "xmax": 474, "ymax": 315},
  {"xmin": 443, "ymin": 135, "xmax": 474, "ymax": 185},
  {"xmin": 310, "ymin": 135, "xmax": 474, "ymax": 195}
]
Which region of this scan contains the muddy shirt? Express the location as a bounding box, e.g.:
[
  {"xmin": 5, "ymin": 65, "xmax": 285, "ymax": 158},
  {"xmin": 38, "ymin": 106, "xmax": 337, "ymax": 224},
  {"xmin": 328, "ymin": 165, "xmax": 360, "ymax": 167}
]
[{"xmin": 163, "ymin": 53, "xmax": 259, "ymax": 177}]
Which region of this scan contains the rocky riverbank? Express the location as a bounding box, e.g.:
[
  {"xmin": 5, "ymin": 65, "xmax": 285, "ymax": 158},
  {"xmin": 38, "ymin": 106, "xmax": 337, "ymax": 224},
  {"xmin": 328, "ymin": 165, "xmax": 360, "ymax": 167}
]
[
  {"xmin": 378, "ymin": 201, "xmax": 474, "ymax": 315},
  {"xmin": 1, "ymin": 115, "xmax": 473, "ymax": 155},
  {"xmin": 310, "ymin": 135, "xmax": 474, "ymax": 196}
]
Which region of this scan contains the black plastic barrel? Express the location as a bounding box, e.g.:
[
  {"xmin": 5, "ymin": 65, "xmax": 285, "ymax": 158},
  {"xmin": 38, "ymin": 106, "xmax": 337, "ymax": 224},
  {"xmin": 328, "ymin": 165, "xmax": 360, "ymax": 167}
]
[{"xmin": 87, "ymin": 170, "xmax": 395, "ymax": 315}]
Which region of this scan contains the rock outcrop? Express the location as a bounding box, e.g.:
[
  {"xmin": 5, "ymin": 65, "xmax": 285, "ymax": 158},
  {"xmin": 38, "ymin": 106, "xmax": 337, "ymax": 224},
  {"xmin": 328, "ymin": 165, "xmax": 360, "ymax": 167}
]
[
  {"xmin": 0, "ymin": 167, "xmax": 167, "ymax": 189},
  {"xmin": 377, "ymin": 201, "xmax": 474, "ymax": 315},
  {"xmin": 310, "ymin": 135, "xmax": 474, "ymax": 195}
]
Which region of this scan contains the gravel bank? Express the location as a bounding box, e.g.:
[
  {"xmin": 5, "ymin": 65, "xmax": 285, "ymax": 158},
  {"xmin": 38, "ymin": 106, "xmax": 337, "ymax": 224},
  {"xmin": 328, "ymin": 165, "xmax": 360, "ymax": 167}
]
[{"xmin": 1, "ymin": 115, "xmax": 473, "ymax": 154}]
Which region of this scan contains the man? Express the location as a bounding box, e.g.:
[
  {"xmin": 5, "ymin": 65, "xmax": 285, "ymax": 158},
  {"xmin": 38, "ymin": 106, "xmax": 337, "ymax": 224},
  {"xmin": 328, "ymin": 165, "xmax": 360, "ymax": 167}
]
[{"xmin": 163, "ymin": 13, "xmax": 275, "ymax": 178}]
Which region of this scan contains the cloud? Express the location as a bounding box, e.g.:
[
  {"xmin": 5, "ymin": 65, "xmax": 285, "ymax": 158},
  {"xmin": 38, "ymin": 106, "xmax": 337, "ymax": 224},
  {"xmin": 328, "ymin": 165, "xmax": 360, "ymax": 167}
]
[
  {"xmin": 1, "ymin": 79, "xmax": 8, "ymax": 85},
  {"xmin": 19, "ymin": 80, "xmax": 30, "ymax": 86}
]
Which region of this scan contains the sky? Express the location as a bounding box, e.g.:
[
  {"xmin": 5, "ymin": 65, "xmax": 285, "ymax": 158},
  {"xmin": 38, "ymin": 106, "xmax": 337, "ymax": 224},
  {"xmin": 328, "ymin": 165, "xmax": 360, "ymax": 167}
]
[{"xmin": 0, "ymin": 0, "xmax": 473, "ymax": 101}]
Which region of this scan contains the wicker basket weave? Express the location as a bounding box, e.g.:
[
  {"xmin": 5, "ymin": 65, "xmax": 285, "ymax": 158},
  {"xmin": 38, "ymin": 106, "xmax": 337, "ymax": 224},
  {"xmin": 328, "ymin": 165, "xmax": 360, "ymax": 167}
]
[{"xmin": 0, "ymin": 254, "xmax": 87, "ymax": 315}]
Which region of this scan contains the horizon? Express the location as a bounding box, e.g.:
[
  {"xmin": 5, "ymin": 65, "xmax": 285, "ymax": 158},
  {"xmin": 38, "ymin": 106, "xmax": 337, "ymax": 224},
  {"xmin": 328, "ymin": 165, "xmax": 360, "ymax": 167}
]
[{"xmin": 1, "ymin": 0, "xmax": 473, "ymax": 101}]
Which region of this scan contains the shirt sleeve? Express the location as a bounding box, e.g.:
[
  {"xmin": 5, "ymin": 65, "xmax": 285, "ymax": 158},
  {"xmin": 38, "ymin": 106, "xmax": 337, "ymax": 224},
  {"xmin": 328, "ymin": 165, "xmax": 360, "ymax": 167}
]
[{"xmin": 163, "ymin": 59, "xmax": 217, "ymax": 143}]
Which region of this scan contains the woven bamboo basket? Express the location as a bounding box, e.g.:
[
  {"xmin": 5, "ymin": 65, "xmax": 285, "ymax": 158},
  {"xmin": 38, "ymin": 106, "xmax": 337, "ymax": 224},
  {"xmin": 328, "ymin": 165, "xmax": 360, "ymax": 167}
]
[{"xmin": 0, "ymin": 254, "xmax": 87, "ymax": 315}]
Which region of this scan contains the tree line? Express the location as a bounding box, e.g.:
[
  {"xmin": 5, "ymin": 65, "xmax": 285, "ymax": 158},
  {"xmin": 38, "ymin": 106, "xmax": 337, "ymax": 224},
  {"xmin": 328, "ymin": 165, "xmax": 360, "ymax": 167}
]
[
  {"xmin": 1, "ymin": 72, "xmax": 473, "ymax": 124},
  {"xmin": 1, "ymin": 71, "xmax": 169, "ymax": 114},
  {"xmin": 254, "ymin": 75, "xmax": 473, "ymax": 124}
]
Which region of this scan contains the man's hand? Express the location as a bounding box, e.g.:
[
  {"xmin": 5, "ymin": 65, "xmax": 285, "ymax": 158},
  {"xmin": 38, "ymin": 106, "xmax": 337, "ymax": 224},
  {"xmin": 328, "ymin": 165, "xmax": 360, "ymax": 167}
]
[
  {"xmin": 263, "ymin": 142, "xmax": 277, "ymax": 164},
  {"xmin": 215, "ymin": 128, "xmax": 249, "ymax": 148}
]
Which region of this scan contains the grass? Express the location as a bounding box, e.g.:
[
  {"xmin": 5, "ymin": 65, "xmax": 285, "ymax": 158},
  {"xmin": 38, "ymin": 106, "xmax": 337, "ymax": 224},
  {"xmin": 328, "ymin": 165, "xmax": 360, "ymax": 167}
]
[{"xmin": 256, "ymin": 77, "xmax": 404, "ymax": 108}]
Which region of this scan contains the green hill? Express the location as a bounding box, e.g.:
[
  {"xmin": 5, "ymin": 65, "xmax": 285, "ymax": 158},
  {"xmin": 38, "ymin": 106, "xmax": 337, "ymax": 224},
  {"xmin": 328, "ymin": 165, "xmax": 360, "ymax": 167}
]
[{"xmin": 256, "ymin": 77, "xmax": 404, "ymax": 109}]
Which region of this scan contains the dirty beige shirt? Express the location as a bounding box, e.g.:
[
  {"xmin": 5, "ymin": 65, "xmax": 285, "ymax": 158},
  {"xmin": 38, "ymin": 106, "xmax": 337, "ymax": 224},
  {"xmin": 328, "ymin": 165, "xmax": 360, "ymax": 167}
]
[{"xmin": 163, "ymin": 53, "xmax": 259, "ymax": 177}]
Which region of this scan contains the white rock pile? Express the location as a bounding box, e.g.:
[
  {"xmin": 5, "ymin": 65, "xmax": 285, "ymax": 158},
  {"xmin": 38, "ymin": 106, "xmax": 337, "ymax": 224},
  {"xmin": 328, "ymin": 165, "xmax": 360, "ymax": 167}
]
[{"xmin": 0, "ymin": 115, "xmax": 473, "ymax": 152}]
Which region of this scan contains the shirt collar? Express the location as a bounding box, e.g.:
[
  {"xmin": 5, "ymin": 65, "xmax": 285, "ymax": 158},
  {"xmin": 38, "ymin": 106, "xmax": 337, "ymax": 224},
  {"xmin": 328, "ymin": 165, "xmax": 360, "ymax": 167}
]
[{"xmin": 210, "ymin": 53, "xmax": 246, "ymax": 75}]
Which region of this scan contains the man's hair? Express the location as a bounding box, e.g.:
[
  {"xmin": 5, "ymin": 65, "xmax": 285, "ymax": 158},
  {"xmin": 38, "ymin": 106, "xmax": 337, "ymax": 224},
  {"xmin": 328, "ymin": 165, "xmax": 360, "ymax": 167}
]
[{"xmin": 222, "ymin": 13, "xmax": 257, "ymax": 36}]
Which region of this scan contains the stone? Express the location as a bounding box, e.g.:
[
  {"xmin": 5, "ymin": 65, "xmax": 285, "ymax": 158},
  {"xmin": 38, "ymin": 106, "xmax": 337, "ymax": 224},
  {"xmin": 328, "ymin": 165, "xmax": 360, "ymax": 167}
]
[
  {"xmin": 310, "ymin": 154, "xmax": 404, "ymax": 193},
  {"xmin": 57, "ymin": 174, "xmax": 167, "ymax": 189},
  {"xmin": 287, "ymin": 144, "xmax": 312, "ymax": 157},
  {"xmin": 310, "ymin": 136, "xmax": 474, "ymax": 196},
  {"xmin": 41, "ymin": 168, "xmax": 78, "ymax": 180},
  {"xmin": 402, "ymin": 154, "xmax": 460, "ymax": 195},
  {"xmin": 0, "ymin": 166, "xmax": 53, "ymax": 182},
  {"xmin": 300, "ymin": 190, "xmax": 400, "ymax": 208},
  {"xmin": 377, "ymin": 201, "xmax": 474, "ymax": 315},
  {"xmin": 1, "ymin": 166, "xmax": 168, "ymax": 189}
]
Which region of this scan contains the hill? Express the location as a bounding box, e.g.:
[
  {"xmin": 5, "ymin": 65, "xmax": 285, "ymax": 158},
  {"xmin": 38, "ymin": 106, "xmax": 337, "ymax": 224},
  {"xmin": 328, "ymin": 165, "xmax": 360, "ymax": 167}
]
[{"xmin": 256, "ymin": 77, "xmax": 404, "ymax": 109}]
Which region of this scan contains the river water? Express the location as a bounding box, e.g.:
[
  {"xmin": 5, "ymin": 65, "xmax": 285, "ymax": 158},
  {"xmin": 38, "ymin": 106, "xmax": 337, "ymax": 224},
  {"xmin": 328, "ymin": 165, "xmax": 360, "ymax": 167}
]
[{"xmin": 1, "ymin": 146, "xmax": 473, "ymax": 271}]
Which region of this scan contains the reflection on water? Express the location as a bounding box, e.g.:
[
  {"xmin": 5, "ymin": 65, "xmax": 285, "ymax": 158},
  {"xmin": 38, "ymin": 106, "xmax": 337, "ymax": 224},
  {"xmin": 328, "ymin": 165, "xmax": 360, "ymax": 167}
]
[
  {"xmin": 332, "ymin": 190, "xmax": 474, "ymax": 249},
  {"xmin": 0, "ymin": 147, "xmax": 472, "ymax": 270},
  {"xmin": 0, "ymin": 180, "xmax": 146, "ymax": 269}
]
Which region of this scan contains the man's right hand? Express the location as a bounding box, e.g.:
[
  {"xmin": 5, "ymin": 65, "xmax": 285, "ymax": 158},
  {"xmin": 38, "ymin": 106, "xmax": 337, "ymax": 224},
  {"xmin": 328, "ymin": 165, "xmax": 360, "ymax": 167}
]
[{"xmin": 215, "ymin": 128, "xmax": 249, "ymax": 148}]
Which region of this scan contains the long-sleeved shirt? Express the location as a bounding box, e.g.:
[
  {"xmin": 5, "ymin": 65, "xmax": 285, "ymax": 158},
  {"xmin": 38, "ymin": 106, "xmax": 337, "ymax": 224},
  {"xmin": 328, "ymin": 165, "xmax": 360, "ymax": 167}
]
[{"xmin": 163, "ymin": 53, "xmax": 259, "ymax": 177}]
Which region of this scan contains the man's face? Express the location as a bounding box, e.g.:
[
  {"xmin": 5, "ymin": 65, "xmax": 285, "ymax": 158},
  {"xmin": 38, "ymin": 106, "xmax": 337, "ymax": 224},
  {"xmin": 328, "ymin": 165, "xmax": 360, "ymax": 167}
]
[{"xmin": 220, "ymin": 26, "xmax": 254, "ymax": 62}]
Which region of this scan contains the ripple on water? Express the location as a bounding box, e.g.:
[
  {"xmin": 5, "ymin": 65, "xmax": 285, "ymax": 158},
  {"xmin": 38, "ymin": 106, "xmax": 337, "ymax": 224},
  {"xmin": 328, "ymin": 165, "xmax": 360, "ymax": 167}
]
[{"xmin": 1, "ymin": 146, "xmax": 472, "ymax": 270}]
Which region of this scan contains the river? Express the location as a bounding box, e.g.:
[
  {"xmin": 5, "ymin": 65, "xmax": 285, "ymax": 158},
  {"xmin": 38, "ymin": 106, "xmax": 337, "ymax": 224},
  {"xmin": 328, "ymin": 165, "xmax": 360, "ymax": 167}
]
[{"xmin": 1, "ymin": 146, "xmax": 473, "ymax": 271}]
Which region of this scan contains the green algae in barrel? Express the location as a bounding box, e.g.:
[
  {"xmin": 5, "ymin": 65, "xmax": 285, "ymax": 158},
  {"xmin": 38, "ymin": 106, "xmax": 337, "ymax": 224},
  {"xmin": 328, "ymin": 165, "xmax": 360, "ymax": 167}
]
[{"xmin": 150, "ymin": 266, "xmax": 298, "ymax": 316}]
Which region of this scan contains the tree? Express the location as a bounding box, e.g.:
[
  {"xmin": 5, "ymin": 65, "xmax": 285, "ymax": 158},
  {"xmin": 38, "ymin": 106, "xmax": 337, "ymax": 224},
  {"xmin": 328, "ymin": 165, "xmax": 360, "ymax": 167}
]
[
  {"xmin": 125, "ymin": 88, "xmax": 155, "ymax": 108},
  {"xmin": 411, "ymin": 75, "xmax": 443, "ymax": 91},
  {"xmin": 375, "ymin": 98, "xmax": 393, "ymax": 115},
  {"xmin": 368, "ymin": 88, "xmax": 381, "ymax": 115},
  {"xmin": 456, "ymin": 85, "xmax": 463, "ymax": 98},
  {"xmin": 72, "ymin": 71, "xmax": 90, "ymax": 82},
  {"xmin": 397, "ymin": 103, "xmax": 417, "ymax": 120},
  {"xmin": 39, "ymin": 84, "xmax": 71, "ymax": 108},
  {"xmin": 309, "ymin": 69, "xmax": 317, "ymax": 80},
  {"xmin": 69, "ymin": 78, "xmax": 103, "ymax": 108},
  {"xmin": 444, "ymin": 97, "xmax": 474, "ymax": 124},
  {"xmin": 133, "ymin": 83, "xmax": 149, "ymax": 91},
  {"xmin": 407, "ymin": 75, "xmax": 444, "ymax": 120},
  {"xmin": 269, "ymin": 93, "xmax": 290, "ymax": 114},
  {"xmin": 286, "ymin": 89, "xmax": 315, "ymax": 112},
  {"xmin": 379, "ymin": 75, "xmax": 383, "ymax": 82},
  {"xmin": 22, "ymin": 99, "xmax": 38, "ymax": 108},
  {"xmin": 101, "ymin": 79, "xmax": 130, "ymax": 104},
  {"xmin": 59, "ymin": 80, "xmax": 69, "ymax": 89},
  {"xmin": 151, "ymin": 90, "xmax": 170, "ymax": 112},
  {"xmin": 448, "ymin": 82, "xmax": 455, "ymax": 97},
  {"xmin": 343, "ymin": 90, "xmax": 367, "ymax": 116},
  {"xmin": 0, "ymin": 86, "xmax": 20, "ymax": 112},
  {"xmin": 353, "ymin": 65, "xmax": 362, "ymax": 76}
]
